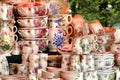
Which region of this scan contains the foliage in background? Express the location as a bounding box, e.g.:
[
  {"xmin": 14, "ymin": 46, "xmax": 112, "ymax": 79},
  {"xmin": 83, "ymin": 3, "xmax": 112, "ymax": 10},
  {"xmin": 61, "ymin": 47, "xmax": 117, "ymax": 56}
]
[{"xmin": 69, "ymin": 0, "xmax": 120, "ymax": 26}]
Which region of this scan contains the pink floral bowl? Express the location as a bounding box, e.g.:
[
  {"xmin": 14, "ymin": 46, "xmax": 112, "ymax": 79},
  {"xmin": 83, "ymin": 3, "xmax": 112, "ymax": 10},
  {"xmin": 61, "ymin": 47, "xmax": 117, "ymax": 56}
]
[
  {"xmin": 18, "ymin": 27, "xmax": 48, "ymax": 38},
  {"xmin": 16, "ymin": 2, "xmax": 48, "ymax": 17},
  {"xmin": 18, "ymin": 38, "xmax": 48, "ymax": 51},
  {"xmin": 17, "ymin": 16, "xmax": 48, "ymax": 28}
]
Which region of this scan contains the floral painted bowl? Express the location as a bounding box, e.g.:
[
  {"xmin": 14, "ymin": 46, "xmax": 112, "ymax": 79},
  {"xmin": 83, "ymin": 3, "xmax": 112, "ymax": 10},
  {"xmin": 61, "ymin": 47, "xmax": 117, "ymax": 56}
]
[
  {"xmin": 16, "ymin": 2, "xmax": 48, "ymax": 17},
  {"xmin": 17, "ymin": 16, "xmax": 48, "ymax": 28},
  {"xmin": 18, "ymin": 38, "xmax": 48, "ymax": 51},
  {"xmin": 18, "ymin": 27, "xmax": 48, "ymax": 38}
]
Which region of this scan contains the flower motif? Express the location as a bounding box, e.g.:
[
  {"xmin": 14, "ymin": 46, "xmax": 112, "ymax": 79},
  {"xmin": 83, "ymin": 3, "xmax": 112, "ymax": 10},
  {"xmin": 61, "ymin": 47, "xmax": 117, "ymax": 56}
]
[{"xmin": 53, "ymin": 30, "xmax": 63, "ymax": 47}]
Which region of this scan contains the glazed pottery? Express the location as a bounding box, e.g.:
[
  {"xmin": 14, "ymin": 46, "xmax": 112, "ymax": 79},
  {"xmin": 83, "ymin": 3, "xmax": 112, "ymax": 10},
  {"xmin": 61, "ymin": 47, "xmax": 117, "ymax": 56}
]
[
  {"xmin": 42, "ymin": 70, "xmax": 54, "ymax": 79},
  {"xmin": 48, "ymin": 28, "xmax": 63, "ymax": 52},
  {"xmin": 48, "ymin": 0, "xmax": 70, "ymax": 15},
  {"xmin": 0, "ymin": 2, "xmax": 14, "ymax": 20},
  {"xmin": 61, "ymin": 54, "xmax": 71, "ymax": 70},
  {"xmin": 0, "ymin": 21, "xmax": 17, "ymax": 54},
  {"xmin": 89, "ymin": 20, "xmax": 105, "ymax": 36},
  {"xmin": 47, "ymin": 67, "xmax": 63, "ymax": 78},
  {"xmin": 17, "ymin": 64, "xmax": 27, "ymax": 75},
  {"xmin": 50, "ymin": 14, "xmax": 72, "ymax": 26},
  {"xmin": 97, "ymin": 70, "xmax": 115, "ymax": 80},
  {"xmin": 81, "ymin": 54, "xmax": 95, "ymax": 71},
  {"xmin": 71, "ymin": 14, "xmax": 85, "ymax": 37},
  {"xmin": 69, "ymin": 54, "xmax": 81, "ymax": 72},
  {"xmin": 48, "ymin": 17, "xmax": 61, "ymax": 28},
  {"xmin": 17, "ymin": 16, "xmax": 48, "ymax": 28},
  {"xmin": 16, "ymin": 2, "xmax": 48, "ymax": 17},
  {"xmin": 38, "ymin": 53, "xmax": 48, "ymax": 70},
  {"xmin": 84, "ymin": 71, "xmax": 98, "ymax": 80},
  {"xmin": 18, "ymin": 38, "xmax": 48, "ymax": 52},
  {"xmin": 18, "ymin": 27, "xmax": 48, "ymax": 38},
  {"xmin": 28, "ymin": 67, "xmax": 38, "ymax": 80},
  {"xmin": 0, "ymin": 55, "xmax": 9, "ymax": 75},
  {"xmin": 110, "ymin": 44, "xmax": 120, "ymax": 54}
]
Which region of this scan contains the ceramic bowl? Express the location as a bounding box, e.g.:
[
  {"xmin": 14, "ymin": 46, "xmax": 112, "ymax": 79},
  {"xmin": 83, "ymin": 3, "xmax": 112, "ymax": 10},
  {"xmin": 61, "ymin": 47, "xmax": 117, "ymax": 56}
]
[
  {"xmin": 17, "ymin": 16, "xmax": 48, "ymax": 28},
  {"xmin": 16, "ymin": 2, "xmax": 48, "ymax": 17},
  {"xmin": 18, "ymin": 38, "xmax": 48, "ymax": 51},
  {"xmin": 18, "ymin": 27, "xmax": 48, "ymax": 38}
]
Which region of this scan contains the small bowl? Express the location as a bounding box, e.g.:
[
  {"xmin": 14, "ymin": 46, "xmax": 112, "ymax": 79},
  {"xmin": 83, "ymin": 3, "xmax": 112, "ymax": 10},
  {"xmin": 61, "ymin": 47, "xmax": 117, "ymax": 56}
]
[{"xmin": 18, "ymin": 27, "xmax": 48, "ymax": 38}]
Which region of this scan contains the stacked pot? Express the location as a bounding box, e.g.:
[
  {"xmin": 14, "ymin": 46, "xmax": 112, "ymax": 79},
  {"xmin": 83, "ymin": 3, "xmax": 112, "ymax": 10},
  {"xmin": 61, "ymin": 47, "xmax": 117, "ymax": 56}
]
[{"xmin": 16, "ymin": 2, "xmax": 48, "ymax": 54}]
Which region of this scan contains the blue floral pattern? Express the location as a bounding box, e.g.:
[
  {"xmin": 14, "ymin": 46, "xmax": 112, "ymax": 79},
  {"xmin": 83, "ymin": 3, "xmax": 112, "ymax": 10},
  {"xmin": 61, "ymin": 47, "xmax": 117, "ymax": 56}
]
[{"xmin": 53, "ymin": 30, "xmax": 63, "ymax": 47}]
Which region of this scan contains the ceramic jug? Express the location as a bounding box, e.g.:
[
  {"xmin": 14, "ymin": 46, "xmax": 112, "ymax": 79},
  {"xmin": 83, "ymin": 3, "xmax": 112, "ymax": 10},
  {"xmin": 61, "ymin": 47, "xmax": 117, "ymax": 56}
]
[{"xmin": 0, "ymin": 21, "xmax": 17, "ymax": 54}]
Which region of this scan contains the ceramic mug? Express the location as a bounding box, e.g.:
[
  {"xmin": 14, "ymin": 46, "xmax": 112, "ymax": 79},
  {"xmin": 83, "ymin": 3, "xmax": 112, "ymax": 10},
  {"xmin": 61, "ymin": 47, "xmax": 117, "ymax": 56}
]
[
  {"xmin": 60, "ymin": 24, "xmax": 73, "ymax": 36},
  {"xmin": 48, "ymin": 17, "xmax": 61, "ymax": 28},
  {"xmin": 17, "ymin": 16, "xmax": 48, "ymax": 28},
  {"xmin": 0, "ymin": 2, "xmax": 14, "ymax": 20},
  {"xmin": 88, "ymin": 34, "xmax": 98, "ymax": 43},
  {"xmin": 50, "ymin": 14, "xmax": 72, "ymax": 26},
  {"xmin": 110, "ymin": 44, "xmax": 120, "ymax": 54},
  {"xmin": 88, "ymin": 20, "xmax": 105, "ymax": 36}
]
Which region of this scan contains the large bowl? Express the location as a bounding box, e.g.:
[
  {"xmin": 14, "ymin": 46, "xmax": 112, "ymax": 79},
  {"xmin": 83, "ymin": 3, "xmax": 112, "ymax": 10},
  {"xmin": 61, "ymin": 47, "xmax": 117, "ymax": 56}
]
[
  {"xmin": 18, "ymin": 38, "xmax": 48, "ymax": 51},
  {"xmin": 16, "ymin": 2, "xmax": 48, "ymax": 17},
  {"xmin": 17, "ymin": 16, "xmax": 48, "ymax": 28},
  {"xmin": 18, "ymin": 27, "xmax": 48, "ymax": 38}
]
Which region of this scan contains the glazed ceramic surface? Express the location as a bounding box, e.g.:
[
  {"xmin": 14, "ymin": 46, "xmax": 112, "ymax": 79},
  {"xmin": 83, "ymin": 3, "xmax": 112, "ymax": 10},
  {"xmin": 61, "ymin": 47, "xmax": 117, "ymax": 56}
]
[
  {"xmin": 48, "ymin": 28, "xmax": 63, "ymax": 52},
  {"xmin": 17, "ymin": 16, "xmax": 48, "ymax": 28},
  {"xmin": 0, "ymin": 21, "xmax": 17, "ymax": 54},
  {"xmin": 48, "ymin": 0, "xmax": 69, "ymax": 15},
  {"xmin": 18, "ymin": 28, "xmax": 48, "ymax": 38},
  {"xmin": 16, "ymin": 2, "xmax": 48, "ymax": 17},
  {"xmin": 0, "ymin": 2, "xmax": 14, "ymax": 20}
]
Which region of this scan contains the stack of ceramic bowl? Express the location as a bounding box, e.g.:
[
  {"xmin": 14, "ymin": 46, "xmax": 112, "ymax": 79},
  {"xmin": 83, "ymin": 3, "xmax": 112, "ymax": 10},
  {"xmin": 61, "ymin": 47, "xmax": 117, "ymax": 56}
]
[{"xmin": 16, "ymin": 1, "xmax": 48, "ymax": 53}]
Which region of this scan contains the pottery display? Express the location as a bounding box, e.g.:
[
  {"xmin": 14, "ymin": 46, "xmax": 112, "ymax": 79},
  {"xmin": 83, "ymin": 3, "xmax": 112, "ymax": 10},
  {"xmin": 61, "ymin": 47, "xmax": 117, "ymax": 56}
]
[{"xmin": 0, "ymin": 0, "xmax": 119, "ymax": 80}]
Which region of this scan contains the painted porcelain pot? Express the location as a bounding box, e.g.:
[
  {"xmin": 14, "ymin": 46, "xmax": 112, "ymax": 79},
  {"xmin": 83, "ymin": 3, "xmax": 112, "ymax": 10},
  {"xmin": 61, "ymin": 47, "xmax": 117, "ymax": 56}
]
[
  {"xmin": 48, "ymin": 28, "xmax": 63, "ymax": 52},
  {"xmin": 0, "ymin": 21, "xmax": 17, "ymax": 54}
]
